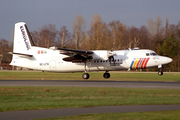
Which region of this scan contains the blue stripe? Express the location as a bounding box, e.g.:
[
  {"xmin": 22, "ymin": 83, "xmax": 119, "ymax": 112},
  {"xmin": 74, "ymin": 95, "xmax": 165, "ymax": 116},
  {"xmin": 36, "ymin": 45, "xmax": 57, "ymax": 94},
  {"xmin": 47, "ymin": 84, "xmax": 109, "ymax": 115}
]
[{"xmin": 130, "ymin": 61, "xmax": 134, "ymax": 70}]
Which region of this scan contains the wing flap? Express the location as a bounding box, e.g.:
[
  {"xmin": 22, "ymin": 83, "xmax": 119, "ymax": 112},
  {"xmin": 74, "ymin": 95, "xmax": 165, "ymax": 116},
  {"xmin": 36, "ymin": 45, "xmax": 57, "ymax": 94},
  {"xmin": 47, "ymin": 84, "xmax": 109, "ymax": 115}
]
[{"xmin": 57, "ymin": 47, "xmax": 93, "ymax": 55}]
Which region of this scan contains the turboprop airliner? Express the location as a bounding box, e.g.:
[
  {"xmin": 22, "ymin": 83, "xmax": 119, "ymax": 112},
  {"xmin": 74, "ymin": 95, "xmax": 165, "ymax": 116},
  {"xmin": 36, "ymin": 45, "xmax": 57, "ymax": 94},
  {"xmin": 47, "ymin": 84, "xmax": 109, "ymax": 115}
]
[{"xmin": 9, "ymin": 22, "xmax": 173, "ymax": 79}]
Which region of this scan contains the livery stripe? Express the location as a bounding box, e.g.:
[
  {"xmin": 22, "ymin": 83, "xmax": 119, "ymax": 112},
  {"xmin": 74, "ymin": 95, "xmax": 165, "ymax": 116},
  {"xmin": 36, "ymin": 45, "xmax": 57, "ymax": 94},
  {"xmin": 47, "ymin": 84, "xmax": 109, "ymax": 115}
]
[
  {"xmin": 136, "ymin": 58, "xmax": 142, "ymax": 69},
  {"xmin": 130, "ymin": 61, "xmax": 135, "ymax": 70},
  {"xmin": 138, "ymin": 58, "xmax": 144, "ymax": 69},
  {"xmin": 130, "ymin": 58, "xmax": 150, "ymax": 70},
  {"xmin": 143, "ymin": 58, "xmax": 150, "ymax": 68},
  {"xmin": 140, "ymin": 58, "xmax": 146, "ymax": 69},
  {"xmin": 132, "ymin": 58, "xmax": 138, "ymax": 69}
]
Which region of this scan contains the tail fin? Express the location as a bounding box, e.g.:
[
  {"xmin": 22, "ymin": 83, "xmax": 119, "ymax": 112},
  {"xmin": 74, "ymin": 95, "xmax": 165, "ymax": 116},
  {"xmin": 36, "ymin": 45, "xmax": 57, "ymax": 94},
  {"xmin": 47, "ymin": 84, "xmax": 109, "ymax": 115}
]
[{"xmin": 13, "ymin": 22, "xmax": 35, "ymax": 55}]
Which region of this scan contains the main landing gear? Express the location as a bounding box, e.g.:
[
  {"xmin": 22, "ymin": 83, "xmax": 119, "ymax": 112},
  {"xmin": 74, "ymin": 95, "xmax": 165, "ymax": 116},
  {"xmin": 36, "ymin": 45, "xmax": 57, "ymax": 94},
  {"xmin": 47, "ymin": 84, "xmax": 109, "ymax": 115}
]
[
  {"xmin": 103, "ymin": 71, "xmax": 110, "ymax": 79},
  {"xmin": 82, "ymin": 72, "xmax": 111, "ymax": 79},
  {"xmin": 82, "ymin": 62, "xmax": 111, "ymax": 79},
  {"xmin": 82, "ymin": 62, "xmax": 90, "ymax": 79},
  {"xmin": 82, "ymin": 73, "xmax": 90, "ymax": 79}
]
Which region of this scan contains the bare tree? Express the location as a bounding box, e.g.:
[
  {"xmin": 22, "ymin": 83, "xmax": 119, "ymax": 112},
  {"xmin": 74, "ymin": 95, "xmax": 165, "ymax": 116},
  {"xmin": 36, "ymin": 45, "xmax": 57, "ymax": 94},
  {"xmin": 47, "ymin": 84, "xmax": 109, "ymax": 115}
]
[
  {"xmin": 156, "ymin": 16, "xmax": 162, "ymax": 34},
  {"xmin": 72, "ymin": 15, "xmax": 86, "ymax": 49},
  {"xmin": 31, "ymin": 31, "xmax": 39, "ymax": 46},
  {"xmin": 88, "ymin": 14, "xmax": 109, "ymax": 50},
  {"xmin": 39, "ymin": 24, "xmax": 57, "ymax": 48},
  {"xmin": 58, "ymin": 26, "xmax": 72, "ymax": 48},
  {"xmin": 138, "ymin": 26, "xmax": 150, "ymax": 49},
  {"xmin": 109, "ymin": 20, "xmax": 127, "ymax": 50},
  {"xmin": 127, "ymin": 27, "xmax": 141, "ymax": 48},
  {"xmin": 0, "ymin": 39, "xmax": 11, "ymax": 63}
]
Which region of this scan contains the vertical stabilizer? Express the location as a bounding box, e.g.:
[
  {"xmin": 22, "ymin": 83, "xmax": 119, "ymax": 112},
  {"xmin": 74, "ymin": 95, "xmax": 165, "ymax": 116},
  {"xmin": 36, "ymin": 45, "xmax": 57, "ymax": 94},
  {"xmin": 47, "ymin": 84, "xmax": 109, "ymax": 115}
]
[{"xmin": 13, "ymin": 22, "xmax": 35, "ymax": 54}]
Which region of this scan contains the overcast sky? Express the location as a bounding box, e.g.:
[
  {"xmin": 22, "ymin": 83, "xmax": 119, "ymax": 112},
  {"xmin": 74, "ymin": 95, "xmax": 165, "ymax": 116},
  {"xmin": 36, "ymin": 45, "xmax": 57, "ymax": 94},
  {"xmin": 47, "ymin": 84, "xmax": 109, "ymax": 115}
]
[{"xmin": 1, "ymin": 0, "xmax": 180, "ymax": 41}]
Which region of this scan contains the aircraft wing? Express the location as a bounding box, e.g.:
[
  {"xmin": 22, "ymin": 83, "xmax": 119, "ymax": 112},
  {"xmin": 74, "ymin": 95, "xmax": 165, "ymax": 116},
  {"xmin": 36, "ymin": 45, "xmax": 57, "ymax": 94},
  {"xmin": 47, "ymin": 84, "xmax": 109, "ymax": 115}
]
[{"xmin": 57, "ymin": 47, "xmax": 93, "ymax": 62}]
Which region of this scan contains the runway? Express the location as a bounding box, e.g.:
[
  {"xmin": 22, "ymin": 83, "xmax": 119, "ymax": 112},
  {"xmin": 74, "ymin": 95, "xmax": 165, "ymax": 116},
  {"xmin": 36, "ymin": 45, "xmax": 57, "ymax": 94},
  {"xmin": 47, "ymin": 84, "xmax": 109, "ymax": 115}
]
[
  {"xmin": 0, "ymin": 80, "xmax": 180, "ymax": 120},
  {"xmin": 0, "ymin": 80, "xmax": 180, "ymax": 89},
  {"xmin": 1, "ymin": 105, "xmax": 180, "ymax": 120}
]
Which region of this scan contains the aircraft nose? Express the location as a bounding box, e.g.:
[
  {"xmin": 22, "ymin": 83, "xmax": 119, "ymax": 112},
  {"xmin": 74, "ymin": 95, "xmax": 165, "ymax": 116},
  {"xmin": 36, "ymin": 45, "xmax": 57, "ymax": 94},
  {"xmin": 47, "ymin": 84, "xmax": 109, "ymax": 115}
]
[
  {"xmin": 166, "ymin": 57, "xmax": 173, "ymax": 63},
  {"xmin": 157, "ymin": 56, "xmax": 173, "ymax": 65}
]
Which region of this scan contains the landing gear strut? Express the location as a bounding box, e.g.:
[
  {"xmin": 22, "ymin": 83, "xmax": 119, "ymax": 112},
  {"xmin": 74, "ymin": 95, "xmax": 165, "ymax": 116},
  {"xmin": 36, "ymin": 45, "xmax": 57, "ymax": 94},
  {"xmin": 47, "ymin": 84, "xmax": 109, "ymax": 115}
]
[
  {"xmin": 103, "ymin": 71, "xmax": 110, "ymax": 79},
  {"xmin": 82, "ymin": 62, "xmax": 90, "ymax": 79}
]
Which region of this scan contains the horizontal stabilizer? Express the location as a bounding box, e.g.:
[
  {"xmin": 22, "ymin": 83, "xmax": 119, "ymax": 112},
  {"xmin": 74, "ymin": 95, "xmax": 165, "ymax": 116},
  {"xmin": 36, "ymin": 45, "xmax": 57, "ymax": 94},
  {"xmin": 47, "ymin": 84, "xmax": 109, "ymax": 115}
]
[{"xmin": 8, "ymin": 52, "xmax": 33, "ymax": 57}]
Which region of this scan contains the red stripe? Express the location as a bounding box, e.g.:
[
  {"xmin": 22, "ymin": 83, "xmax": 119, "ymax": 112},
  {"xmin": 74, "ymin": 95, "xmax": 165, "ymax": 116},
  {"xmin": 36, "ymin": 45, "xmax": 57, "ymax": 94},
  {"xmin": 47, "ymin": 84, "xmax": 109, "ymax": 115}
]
[
  {"xmin": 136, "ymin": 58, "xmax": 141, "ymax": 69},
  {"xmin": 143, "ymin": 58, "xmax": 150, "ymax": 69},
  {"xmin": 140, "ymin": 58, "xmax": 146, "ymax": 69}
]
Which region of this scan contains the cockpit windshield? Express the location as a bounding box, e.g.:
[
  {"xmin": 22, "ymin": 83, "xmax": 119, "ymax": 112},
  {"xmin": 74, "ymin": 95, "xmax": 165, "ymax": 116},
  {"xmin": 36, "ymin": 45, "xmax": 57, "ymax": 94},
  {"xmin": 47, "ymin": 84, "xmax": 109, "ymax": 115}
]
[{"xmin": 146, "ymin": 52, "xmax": 157, "ymax": 56}]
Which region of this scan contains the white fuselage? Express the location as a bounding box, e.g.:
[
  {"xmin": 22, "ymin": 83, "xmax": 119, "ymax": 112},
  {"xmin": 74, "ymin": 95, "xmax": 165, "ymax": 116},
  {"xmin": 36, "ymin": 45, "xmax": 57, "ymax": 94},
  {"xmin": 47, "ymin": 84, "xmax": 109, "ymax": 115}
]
[{"xmin": 10, "ymin": 46, "xmax": 172, "ymax": 72}]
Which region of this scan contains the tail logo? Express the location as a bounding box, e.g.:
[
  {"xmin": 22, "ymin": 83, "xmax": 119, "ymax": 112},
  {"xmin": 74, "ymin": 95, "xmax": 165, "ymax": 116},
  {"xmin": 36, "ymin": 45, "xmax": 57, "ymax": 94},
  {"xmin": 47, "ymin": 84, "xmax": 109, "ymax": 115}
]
[
  {"xmin": 130, "ymin": 58, "xmax": 150, "ymax": 69},
  {"xmin": 20, "ymin": 26, "xmax": 31, "ymax": 50}
]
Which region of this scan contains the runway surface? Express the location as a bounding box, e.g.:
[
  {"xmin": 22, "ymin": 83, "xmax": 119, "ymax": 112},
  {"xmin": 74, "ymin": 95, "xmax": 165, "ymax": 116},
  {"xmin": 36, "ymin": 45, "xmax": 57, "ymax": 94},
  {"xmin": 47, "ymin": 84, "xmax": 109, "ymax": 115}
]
[
  {"xmin": 1, "ymin": 105, "xmax": 180, "ymax": 120},
  {"xmin": 0, "ymin": 80, "xmax": 180, "ymax": 89},
  {"xmin": 0, "ymin": 80, "xmax": 180, "ymax": 120}
]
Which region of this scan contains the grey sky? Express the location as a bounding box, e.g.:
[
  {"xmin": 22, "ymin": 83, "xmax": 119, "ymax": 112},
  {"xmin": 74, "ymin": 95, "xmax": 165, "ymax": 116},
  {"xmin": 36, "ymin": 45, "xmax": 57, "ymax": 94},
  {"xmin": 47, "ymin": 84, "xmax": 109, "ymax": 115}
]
[{"xmin": 0, "ymin": 0, "xmax": 180, "ymax": 41}]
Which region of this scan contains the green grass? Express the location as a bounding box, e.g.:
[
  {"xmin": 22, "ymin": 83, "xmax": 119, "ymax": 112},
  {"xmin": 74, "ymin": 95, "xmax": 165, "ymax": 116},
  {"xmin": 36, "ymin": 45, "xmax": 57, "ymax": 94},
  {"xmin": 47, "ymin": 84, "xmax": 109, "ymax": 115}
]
[
  {"xmin": 0, "ymin": 86, "xmax": 180, "ymax": 112},
  {"xmin": 0, "ymin": 71, "xmax": 180, "ymax": 81},
  {"xmin": 0, "ymin": 71, "xmax": 179, "ymax": 119},
  {"xmin": 37, "ymin": 111, "xmax": 180, "ymax": 120}
]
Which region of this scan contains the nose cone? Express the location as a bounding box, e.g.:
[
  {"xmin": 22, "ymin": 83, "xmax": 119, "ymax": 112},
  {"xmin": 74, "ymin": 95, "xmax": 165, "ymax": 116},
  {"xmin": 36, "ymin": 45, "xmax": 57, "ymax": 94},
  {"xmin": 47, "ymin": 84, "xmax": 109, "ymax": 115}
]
[
  {"xmin": 159, "ymin": 56, "xmax": 173, "ymax": 65},
  {"xmin": 166, "ymin": 57, "xmax": 173, "ymax": 63}
]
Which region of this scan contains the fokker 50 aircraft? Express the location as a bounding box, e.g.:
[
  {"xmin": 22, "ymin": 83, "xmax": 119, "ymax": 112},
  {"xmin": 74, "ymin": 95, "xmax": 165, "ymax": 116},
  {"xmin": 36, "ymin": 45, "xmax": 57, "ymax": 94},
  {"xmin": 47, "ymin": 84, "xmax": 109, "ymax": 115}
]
[{"xmin": 9, "ymin": 22, "xmax": 173, "ymax": 79}]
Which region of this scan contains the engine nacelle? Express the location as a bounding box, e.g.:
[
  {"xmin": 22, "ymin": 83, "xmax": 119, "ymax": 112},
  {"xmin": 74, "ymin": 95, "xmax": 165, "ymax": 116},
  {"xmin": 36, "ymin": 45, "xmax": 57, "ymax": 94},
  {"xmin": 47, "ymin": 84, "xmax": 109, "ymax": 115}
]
[{"xmin": 91, "ymin": 50, "xmax": 109, "ymax": 60}]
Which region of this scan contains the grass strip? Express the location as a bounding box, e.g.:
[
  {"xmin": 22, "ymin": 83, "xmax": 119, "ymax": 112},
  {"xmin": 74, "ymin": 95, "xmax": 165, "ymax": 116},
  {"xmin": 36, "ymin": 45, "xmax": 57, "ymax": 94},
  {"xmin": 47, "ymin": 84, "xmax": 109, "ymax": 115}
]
[
  {"xmin": 0, "ymin": 71, "xmax": 180, "ymax": 81},
  {"xmin": 0, "ymin": 86, "xmax": 180, "ymax": 112}
]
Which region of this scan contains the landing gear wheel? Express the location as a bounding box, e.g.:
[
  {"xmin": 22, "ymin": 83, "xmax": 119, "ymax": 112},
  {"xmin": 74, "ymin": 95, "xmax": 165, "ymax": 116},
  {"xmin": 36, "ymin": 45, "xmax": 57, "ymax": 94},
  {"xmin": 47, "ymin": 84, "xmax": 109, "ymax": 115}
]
[
  {"xmin": 158, "ymin": 71, "xmax": 163, "ymax": 76},
  {"xmin": 82, "ymin": 73, "xmax": 90, "ymax": 79},
  {"xmin": 103, "ymin": 72, "xmax": 110, "ymax": 79}
]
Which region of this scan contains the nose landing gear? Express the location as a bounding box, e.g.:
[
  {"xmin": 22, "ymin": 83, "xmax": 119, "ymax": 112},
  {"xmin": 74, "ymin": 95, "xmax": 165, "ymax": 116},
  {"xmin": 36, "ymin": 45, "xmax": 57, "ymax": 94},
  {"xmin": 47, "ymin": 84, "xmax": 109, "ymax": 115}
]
[
  {"xmin": 158, "ymin": 70, "xmax": 163, "ymax": 76},
  {"xmin": 158, "ymin": 65, "xmax": 163, "ymax": 76}
]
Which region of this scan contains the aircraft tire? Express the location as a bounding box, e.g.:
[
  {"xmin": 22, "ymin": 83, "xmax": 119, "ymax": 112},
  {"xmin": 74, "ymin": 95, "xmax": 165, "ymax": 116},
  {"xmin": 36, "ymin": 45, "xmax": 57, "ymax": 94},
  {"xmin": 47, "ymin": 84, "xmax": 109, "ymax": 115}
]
[
  {"xmin": 103, "ymin": 72, "xmax": 110, "ymax": 79},
  {"xmin": 158, "ymin": 71, "xmax": 163, "ymax": 76},
  {"xmin": 82, "ymin": 73, "xmax": 90, "ymax": 79}
]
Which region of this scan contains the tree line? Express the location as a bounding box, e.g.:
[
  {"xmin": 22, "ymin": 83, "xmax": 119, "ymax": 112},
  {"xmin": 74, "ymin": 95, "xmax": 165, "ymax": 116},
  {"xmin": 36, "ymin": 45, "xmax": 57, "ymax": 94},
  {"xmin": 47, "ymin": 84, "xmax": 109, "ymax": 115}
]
[{"xmin": 0, "ymin": 15, "xmax": 180, "ymax": 71}]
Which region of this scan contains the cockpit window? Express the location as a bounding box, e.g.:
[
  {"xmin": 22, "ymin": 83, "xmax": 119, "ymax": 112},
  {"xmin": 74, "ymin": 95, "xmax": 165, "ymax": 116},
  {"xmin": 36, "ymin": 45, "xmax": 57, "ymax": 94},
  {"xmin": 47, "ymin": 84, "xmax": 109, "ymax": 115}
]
[
  {"xmin": 146, "ymin": 52, "xmax": 157, "ymax": 56},
  {"xmin": 146, "ymin": 53, "xmax": 150, "ymax": 56},
  {"xmin": 152, "ymin": 53, "xmax": 157, "ymax": 56}
]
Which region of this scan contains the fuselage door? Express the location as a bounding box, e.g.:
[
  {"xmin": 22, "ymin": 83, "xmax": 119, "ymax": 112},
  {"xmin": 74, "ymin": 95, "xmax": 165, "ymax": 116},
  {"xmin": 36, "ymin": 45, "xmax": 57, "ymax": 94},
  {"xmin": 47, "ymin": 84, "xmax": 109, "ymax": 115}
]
[{"xmin": 50, "ymin": 60, "xmax": 56, "ymax": 70}]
